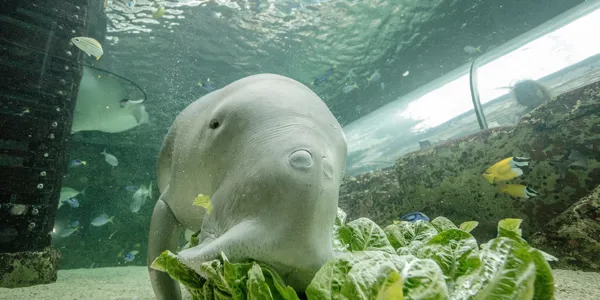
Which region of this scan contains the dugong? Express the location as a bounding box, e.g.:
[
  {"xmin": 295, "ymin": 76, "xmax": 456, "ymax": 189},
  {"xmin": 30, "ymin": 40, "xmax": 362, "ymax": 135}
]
[{"xmin": 148, "ymin": 74, "xmax": 347, "ymax": 299}]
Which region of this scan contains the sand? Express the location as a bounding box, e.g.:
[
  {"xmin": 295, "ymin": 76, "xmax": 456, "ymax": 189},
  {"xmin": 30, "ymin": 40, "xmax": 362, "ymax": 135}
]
[{"xmin": 1, "ymin": 267, "xmax": 599, "ymax": 299}]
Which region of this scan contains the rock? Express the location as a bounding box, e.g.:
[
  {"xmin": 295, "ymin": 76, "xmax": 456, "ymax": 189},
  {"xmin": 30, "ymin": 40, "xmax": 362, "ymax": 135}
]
[
  {"xmin": 530, "ymin": 185, "xmax": 600, "ymax": 271},
  {"xmin": 339, "ymin": 167, "xmax": 399, "ymax": 223},
  {"xmin": 0, "ymin": 246, "xmax": 61, "ymax": 288},
  {"xmin": 340, "ymin": 80, "xmax": 600, "ymax": 240}
]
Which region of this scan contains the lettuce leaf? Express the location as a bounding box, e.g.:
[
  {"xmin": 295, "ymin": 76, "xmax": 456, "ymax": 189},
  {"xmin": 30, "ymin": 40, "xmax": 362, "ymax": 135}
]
[
  {"xmin": 497, "ymin": 218, "xmax": 558, "ymax": 263},
  {"xmin": 152, "ymin": 209, "xmax": 555, "ymax": 300},
  {"xmin": 452, "ymin": 237, "xmax": 537, "ymax": 300},
  {"xmin": 384, "ymin": 220, "xmax": 438, "ymax": 249},
  {"xmin": 306, "ymin": 251, "xmax": 448, "ymax": 300},
  {"xmin": 337, "ymin": 218, "xmax": 395, "ymax": 254},
  {"xmin": 150, "ymin": 251, "xmax": 299, "ymax": 300},
  {"xmin": 458, "ymin": 221, "xmax": 478, "ymax": 233},
  {"xmin": 333, "ymin": 208, "xmax": 350, "ymax": 253},
  {"xmin": 417, "ymin": 229, "xmax": 481, "ymax": 287},
  {"xmin": 431, "ymin": 217, "xmax": 458, "ymax": 232}
]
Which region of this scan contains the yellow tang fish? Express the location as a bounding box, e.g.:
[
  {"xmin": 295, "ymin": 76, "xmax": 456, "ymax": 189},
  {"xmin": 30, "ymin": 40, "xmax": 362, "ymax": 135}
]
[
  {"xmin": 193, "ymin": 193, "xmax": 213, "ymax": 214},
  {"xmin": 498, "ymin": 184, "xmax": 539, "ymax": 199},
  {"xmin": 482, "ymin": 156, "xmax": 530, "ymax": 184},
  {"xmin": 71, "ymin": 37, "xmax": 103, "ymax": 60}
]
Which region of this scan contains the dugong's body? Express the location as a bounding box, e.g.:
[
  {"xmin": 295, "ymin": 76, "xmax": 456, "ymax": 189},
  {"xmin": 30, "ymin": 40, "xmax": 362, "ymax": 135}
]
[{"xmin": 148, "ymin": 74, "xmax": 347, "ymax": 299}]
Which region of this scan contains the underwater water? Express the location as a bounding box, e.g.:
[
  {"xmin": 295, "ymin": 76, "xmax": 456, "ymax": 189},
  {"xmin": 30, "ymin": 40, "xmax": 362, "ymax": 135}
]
[{"xmin": 2, "ymin": 0, "xmax": 600, "ymax": 299}]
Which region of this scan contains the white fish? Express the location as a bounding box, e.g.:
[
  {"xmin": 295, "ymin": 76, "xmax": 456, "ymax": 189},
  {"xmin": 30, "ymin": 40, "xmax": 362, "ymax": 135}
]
[
  {"xmin": 58, "ymin": 187, "xmax": 84, "ymax": 209},
  {"xmin": 342, "ymin": 83, "xmax": 358, "ymax": 93},
  {"xmin": 402, "ymin": 70, "xmax": 409, "ymax": 77},
  {"xmin": 463, "ymin": 45, "xmax": 481, "ymax": 54},
  {"xmin": 101, "ymin": 149, "xmax": 119, "ymax": 167},
  {"xmin": 367, "ymin": 70, "xmax": 381, "ymax": 83},
  {"xmin": 130, "ymin": 182, "xmax": 153, "ymax": 213},
  {"xmin": 71, "ymin": 37, "xmax": 103, "ymax": 60},
  {"xmin": 71, "ymin": 66, "xmax": 150, "ymax": 134},
  {"xmin": 59, "ymin": 226, "xmax": 79, "ymax": 238},
  {"xmin": 91, "ymin": 213, "xmax": 114, "ymax": 227},
  {"xmin": 380, "ymin": 82, "xmax": 385, "ymax": 90}
]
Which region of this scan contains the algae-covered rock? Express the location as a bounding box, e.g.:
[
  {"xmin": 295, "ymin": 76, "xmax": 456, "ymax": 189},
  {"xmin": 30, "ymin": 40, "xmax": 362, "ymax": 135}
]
[
  {"xmin": 340, "ymin": 80, "xmax": 600, "ymax": 240},
  {"xmin": 530, "ymin": 185, "xmax": 600, "ymax": 271},
  {"xmin": 339, "ymin": 167, "xmax": 399, "ymax": 223},
  {"xmin": 0, "ymin": 246, "xmax": 61, "ymax": 288}
]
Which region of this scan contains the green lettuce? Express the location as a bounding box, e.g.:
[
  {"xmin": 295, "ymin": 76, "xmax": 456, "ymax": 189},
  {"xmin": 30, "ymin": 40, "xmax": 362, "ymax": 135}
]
[
  {"xmin": 430, "ymin": 216, "xmax": 459, "ymax": 232},
  {"xmin": 417, "ymin": 229, "xmax": 481, "ymax": 289},
  {"xmin": 151, "ymin": 209, "xmax": 556, "ymax": 300},
  {"xmin": 337, "ymin": 218, "xmax": 395, "ymax": 254},
  {"xmin": 383, "ymin": 220, "xmax": 438, "ymax": 249},
  {"xmin": 458, "ymin": 221, "xmax": 479, "ymax": 233},
  {"xmin": 151, "ymin": 251, "xmax": 299, "ymax": 300}
]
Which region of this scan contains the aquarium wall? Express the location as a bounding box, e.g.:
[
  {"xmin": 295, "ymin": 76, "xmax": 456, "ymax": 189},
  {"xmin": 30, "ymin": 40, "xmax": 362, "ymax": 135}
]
[
  {"xmin": 344, "ymin": 1, "xmax": 600, "ymax": 176},
  {"xmin": 2, "ymin": 0, "xmax": 599, "ymax": 297}
]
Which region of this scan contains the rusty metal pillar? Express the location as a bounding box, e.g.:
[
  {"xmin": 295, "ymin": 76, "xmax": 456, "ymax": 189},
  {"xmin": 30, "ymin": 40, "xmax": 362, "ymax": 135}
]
[{"xmin": 0, "ymin": 0, "xmax": 90, "ymax": 287}]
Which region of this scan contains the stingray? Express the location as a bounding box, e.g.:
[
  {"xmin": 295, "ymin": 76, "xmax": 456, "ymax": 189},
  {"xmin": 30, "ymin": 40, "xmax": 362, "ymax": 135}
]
[{"xmin": 71, "ymin": 66, "xmax": 149, "ymax": 133}]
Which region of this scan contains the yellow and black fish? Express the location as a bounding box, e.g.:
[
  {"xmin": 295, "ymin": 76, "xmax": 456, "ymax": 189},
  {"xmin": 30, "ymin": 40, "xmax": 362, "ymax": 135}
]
[
  {"xmin": 498, "ymin": 184, "xmax": 539, "ymax": 199},
  {"xmin": 71, "ymin": 37, "xmax": 103, "ymax": 60},
  {"xmin": 482, "ymin": 156, "xmax": 530, "ymax": 184}
]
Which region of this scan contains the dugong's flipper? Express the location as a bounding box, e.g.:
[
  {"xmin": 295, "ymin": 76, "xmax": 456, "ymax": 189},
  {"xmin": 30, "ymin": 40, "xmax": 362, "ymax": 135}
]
[{"xmin": 148, "ymin": 191, "xmax": 183, "ymax": 300}]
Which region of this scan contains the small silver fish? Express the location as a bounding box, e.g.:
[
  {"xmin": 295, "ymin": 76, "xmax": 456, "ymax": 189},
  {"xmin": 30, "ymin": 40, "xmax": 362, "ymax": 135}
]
[
  {"xmin": 69, "ymin": 159, "xmax": 87, "ymax": 167},
  {"xmin": 380, "ymin": 82, "xmax": 385, "ymax": 91},
  {"xmin": 123, "ymin": 250, "xmax": 140, "ymax": 262},
  {"xmin": 342, "ymin": 83, "xmax": 358, "ymax": 93},
  {"xmin": 367, "ymin": 70, "xmax": 381, "ymax": 83},
  {"xmin": 91, "ymin": 213, "xmax": 114, "ymax": 226},
  {"xmin": 59, "ymin": 187, "xmax": 84, "ymax": 209},
  {"xmin": 130, "ymin": 182, "xmax": 153, "ymax": 213},
  {"xmin": 60, "ymin": 225, "xmax": 79, "ymax": 238},
  {"xmin": 463, "ymin": 45, "xmax": 481, "ymax": 54},
  {"xmin": 101, "ymin": 149, "xmax": 119, "ymax": 167},
  {"xmin": 71, "ymin": 37, "xmax": 103, "ymax": 60}
]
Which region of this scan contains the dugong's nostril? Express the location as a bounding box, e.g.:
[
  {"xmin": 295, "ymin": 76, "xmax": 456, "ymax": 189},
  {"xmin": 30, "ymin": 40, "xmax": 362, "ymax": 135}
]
[
  {"xmin": 288, "ymin": 150, "xmax": 313, "ymax": 169},
  {"xmin": 322, "ymin": 156, "xmax": 334, "ymax": 179}
]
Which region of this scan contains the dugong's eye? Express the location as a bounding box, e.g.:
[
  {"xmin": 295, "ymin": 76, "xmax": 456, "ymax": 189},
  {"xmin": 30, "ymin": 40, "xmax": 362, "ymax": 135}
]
[{"xmin": 209, "ymin": 119, "xmax": 220, "ymax": 129}]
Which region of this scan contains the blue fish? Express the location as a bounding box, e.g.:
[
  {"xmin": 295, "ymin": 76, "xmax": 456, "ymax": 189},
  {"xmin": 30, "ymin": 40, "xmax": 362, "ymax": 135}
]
[
  {"xmin": 64, "ymin": 198, "xmax": 80, "ymax": 208},
  {"xmin": 123, "ymin": 250, "xmax": 139, "ymax": 262},
  {"xmin": 399, "ymin": 212, "xmax": 430, "ymax": 223},
  {"xmin": 69, "ymin": 159, "xmax": 87, "ymax": 167},
  {"xmin": 312, "ymin": 66, "xmax": 336, "ymax": 86},
  {"xmin": 198, "ymin": 78, "xmax": 216, "ymax": 92},
  {"xmin": 70, "ymin": 220, "xmax": 80, "ymax": 228},
  {"xmin": 125, "ymin": 185, "xmax": 138, "ymax": 192}
]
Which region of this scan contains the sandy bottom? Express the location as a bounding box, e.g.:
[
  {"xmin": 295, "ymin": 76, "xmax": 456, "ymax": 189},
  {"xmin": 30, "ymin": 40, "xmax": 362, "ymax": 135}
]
[{"xmin": 1, "ymin": 267, "xmax": 599, "ymax": 299}]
